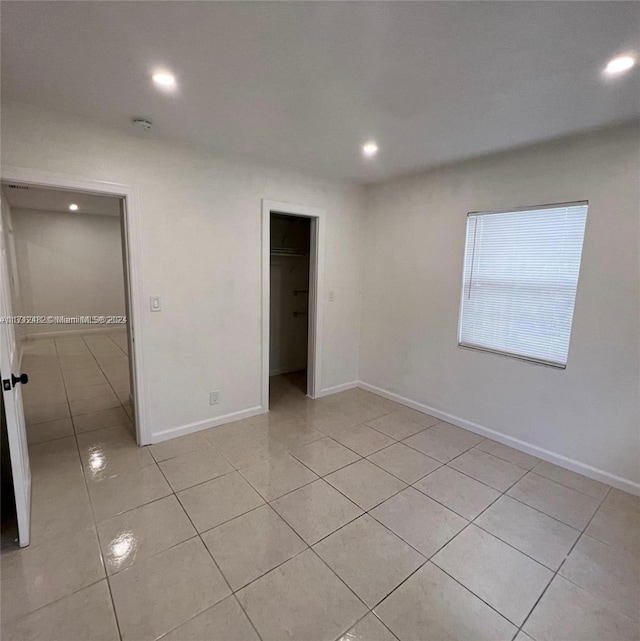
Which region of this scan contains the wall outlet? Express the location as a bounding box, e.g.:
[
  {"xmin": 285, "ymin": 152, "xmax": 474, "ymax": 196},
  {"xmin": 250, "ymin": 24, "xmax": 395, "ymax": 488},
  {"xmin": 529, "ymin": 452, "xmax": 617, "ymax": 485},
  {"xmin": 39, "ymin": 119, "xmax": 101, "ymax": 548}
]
[
  {"xmin": 328, "ymin": 290, "xmax": 335, "ymax": 302},
  {"xmin": 209, "ymin": 390, "xmax": 220, "ymax": 405}
]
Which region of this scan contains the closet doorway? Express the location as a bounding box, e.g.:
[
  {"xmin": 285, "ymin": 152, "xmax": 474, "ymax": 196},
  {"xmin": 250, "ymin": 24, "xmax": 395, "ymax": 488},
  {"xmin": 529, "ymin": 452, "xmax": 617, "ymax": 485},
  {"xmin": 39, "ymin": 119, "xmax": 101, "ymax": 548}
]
[{"xmin": 261, "ymin": 200, "xmax": 325, "ymax": 409}]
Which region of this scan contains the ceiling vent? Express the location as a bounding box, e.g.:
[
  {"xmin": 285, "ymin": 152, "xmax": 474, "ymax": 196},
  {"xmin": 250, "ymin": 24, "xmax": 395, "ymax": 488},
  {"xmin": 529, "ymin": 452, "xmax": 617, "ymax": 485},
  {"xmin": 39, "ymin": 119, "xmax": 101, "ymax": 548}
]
[{"xmin": 6, "ymin": 184, "xmax": 29, "ymax": 190}]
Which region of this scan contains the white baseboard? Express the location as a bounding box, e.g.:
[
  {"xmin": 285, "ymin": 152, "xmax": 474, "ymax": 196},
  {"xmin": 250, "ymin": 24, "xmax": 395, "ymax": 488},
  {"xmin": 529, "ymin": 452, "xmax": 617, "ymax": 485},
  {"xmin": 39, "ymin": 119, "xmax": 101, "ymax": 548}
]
[
  {"xmin": 23, "ymin": 326, "xmax": 124, "ymax": 339},
  {"xmin": 358, "ymin": 380, "xmax": 640, "ymax": 497},
  {"xmin": 318, "ymin": 380, "xmax": 359, "ymax": 397},
  {"xmin": 150, "ymin": 381, "xmax": 359, "ymax": 444},
  {"xmin": 149, "ymin": 405, "xmax": 266, "ymax": 444}
]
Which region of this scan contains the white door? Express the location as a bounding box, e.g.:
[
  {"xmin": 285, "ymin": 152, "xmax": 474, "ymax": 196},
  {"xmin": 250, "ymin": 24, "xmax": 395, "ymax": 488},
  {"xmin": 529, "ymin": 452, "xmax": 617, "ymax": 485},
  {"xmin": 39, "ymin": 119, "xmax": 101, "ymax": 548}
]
[{"xmin": 0, "ymin": 192, "xmax": 31, "ymax": 547}]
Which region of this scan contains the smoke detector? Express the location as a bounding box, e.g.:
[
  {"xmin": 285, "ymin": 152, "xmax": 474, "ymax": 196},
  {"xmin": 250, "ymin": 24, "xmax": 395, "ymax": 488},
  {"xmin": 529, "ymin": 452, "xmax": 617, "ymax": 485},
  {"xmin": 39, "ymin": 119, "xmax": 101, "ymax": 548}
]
[{"xmin": 132, "ymin": 117, "xmax": 153, "ymax": 131}]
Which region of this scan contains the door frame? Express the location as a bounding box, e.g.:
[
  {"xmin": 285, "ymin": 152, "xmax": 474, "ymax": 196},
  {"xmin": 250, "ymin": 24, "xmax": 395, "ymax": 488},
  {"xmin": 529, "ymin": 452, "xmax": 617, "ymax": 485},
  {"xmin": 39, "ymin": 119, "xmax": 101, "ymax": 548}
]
[
  {"xmin": 1, "ymin": 165, "xmax": 151, "ymax": 446},
  {"xmin": 261, "ymin": 199, "xmax": 325, "ymax": 408}
]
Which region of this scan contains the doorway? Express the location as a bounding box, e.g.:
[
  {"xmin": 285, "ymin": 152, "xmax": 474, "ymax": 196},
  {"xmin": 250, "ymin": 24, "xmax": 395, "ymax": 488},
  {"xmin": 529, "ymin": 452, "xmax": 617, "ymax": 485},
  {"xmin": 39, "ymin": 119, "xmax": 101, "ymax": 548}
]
[
  {"xmin": 0, "ymin": 167, "xmax": 147, "ymax": 547},
  {"xmin": 270, "ymin": 213, "xmax": 311, "ymax": 396},
  {"xmin": 261, "ymin": 200, "xmax": 325, "ymax": 410},
  {"xmin": 4, "ymin": 184, "xmax": 133, "ymax": 405},
  {"xmin": 0, "ymin": 167, "xmax": 148, "ymax": 443}
]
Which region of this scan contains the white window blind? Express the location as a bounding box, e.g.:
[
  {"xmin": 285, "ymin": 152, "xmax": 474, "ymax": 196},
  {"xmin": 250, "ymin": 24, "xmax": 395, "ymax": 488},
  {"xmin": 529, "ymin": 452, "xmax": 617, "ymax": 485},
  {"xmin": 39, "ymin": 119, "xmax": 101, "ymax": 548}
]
[{"xmin": 459, "ymin": 202, "xmax": 588, "ymax": 368}]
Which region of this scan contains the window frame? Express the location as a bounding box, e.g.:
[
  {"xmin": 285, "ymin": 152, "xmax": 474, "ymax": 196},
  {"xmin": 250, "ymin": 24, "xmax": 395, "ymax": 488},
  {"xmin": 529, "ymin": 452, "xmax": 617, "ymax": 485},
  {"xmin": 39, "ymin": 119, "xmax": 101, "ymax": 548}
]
[{"xmin": 457, "ymin": 200, "xmax": 588, "ymax": 369}]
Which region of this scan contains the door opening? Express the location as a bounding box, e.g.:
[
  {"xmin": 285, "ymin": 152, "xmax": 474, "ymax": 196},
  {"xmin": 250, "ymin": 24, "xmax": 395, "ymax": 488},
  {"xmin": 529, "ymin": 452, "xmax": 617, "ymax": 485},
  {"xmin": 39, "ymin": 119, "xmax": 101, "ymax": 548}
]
[
  {"xmin": 261, "ymin": 200, "xmax": 325, "ymax": 410},
  {"xmin": 270, "ymin": 213, "xmax": 311, "ymax": 398},
  {"xmin": 0, "ymin": 170, "xmax": 145, "ymax": 548}
]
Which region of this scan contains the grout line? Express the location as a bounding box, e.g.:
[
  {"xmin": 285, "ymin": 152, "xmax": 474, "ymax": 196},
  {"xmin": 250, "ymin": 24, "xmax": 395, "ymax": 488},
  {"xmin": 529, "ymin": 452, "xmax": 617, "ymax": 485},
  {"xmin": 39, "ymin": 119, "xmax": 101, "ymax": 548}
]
[
  {"xmin": 17, "ymin": 375, "xmax": 622, "ymax": 641},
  {"xmin": 400, "ymin": 429, "xmax": 484, "ymax": 464},
  {"xmin": 400, "ymin": 439, "xmax": 603, "ymax": 535},
  {"xmin": 469, "ymin": 519, "xmax": 571, "ymax": 574},
  {"xmin": 140, "ymin": 386, "xmax": 389, "ymax": 638},
  {"xmin": 289, "ymin": 446, "xmax": 364, "ymax": 476},
  {"xmin": 361, "ymin": 452, "xmax": 579, "ymax": 632},
  {"xmin": 428, "ymin": 559, "xmax": 522, "ymax": 631},
  {"xmin": 329, "ymin": 609, "xmax": 401, "ymax": 641},
  {"xmin": 529, "ymin": 460, "xmax": 609, "ymax": 500},
  {"xmin": 200, "ymin": 505, "xmax": 311, "ymax": 587},
  {"xmin": 120, "ymin": 432, "xmax": 609, "ymax": 639},
  {"xmin": 399, "ymin": 470, "xmax": 541, "ymax": 630},
  {"xmin": 173, "ymin": 482, "xmax": 266, "ymax": 530},
  {"xmin": 151, "ymin": 453, "xmax": 267, "ymax": 641},
  {"xmin": 54, "ymin": 335, "xmax": 125, "ymax": 641},
  {"xmin": 0, "ymin": 577, "xmax": 111, "ymax": 627},
  {"xmin": 513, "ymin": 485, "xmax": 613, "ymax": 638},
  {"xmin": 319, "ymin": 458, "xmax": 516, "ymax": 635},
  {"xmin": 84, "ymin": 332, "xmax": 132, "ymax": 415},
  {"xmin": 213, "ymin": 386, "xmax": 604, "ymax": 637},
  {"xmin": 475, "ymin": 443, "xmax": 541, "ymax": 471},
  {"xmin": 230, "ymin": 592, "xmax": 266, "ymax": 641}
]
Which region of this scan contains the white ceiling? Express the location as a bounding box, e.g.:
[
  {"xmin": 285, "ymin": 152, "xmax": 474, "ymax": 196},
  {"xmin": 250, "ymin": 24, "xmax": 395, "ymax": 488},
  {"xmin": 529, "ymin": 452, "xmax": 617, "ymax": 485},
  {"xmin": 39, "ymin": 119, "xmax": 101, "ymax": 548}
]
[
  {"xmin": 3, "ymin": 184, "xmax": 121, "ymax": 217},
  {"xmin": 2, "ymin": 2, "xmax": 639, "ymax": 182}
]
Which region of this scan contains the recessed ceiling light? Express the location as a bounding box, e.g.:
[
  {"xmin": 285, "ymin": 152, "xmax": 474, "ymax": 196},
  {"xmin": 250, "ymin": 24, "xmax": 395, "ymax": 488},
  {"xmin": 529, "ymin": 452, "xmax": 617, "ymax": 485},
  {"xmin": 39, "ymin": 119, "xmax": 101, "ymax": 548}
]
[
  {"xmin": 605, "ymin": 55, "xmax": 636, "ymax": 76},
  {"xmin": 362, "ymin": 142, "xmax": 379, "ymax": 158},
  {"xmin": 69, "ymin": 204, "xmax": 78, "ymax": 211},
  {"xmin": 152, "ymin": 71, "xmax": 177, "ymax": 89}
]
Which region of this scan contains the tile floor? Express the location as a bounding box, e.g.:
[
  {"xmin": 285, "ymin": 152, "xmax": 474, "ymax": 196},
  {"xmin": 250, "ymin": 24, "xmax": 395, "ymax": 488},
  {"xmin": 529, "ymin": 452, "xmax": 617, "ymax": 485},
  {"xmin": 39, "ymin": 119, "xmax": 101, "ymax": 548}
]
[{"xmin": 1, "ymin": 362, "xmax": 639, "ymax": 641}]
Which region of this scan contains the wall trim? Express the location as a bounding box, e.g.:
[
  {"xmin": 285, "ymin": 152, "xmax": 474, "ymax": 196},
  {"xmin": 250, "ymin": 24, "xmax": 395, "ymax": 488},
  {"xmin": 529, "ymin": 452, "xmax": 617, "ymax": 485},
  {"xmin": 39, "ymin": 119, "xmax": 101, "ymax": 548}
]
[
  {"xmin": 357, "ymin": 380, "xmax": 640, "ymax": 496},
  {"xmin": 150, "ymin": 405, "xmax": 266, "ymax": 444},
  {"xmin": 319, "ymin": 380, "xmax": 359, "ymax": 397},
  {"xmin": 154, "ymin": 381, "xmax": 356, "ymax": 442}
]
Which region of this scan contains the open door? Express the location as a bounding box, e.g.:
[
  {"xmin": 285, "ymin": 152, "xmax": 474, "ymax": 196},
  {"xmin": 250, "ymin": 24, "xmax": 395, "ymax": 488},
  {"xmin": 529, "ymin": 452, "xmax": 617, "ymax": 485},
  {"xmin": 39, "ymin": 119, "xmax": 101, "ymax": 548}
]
[{"xmin": 0, "ymin": 191, "xmax": 31, "ymax": 547}]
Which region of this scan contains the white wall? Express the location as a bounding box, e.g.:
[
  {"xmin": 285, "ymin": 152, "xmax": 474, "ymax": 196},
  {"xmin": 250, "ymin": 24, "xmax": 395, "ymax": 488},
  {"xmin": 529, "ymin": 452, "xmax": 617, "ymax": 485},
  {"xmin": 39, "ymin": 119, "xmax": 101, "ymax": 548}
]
[
  {"xmin": 11, "ymin": 208, "xmax": 126, "ymax": 336},
  {"xmin": 360, "ymin": 124, "xmax": 640, "ymax": 492},
  {"xmin": 1, "ymin": 102, "xmax": 363, "ymax": 441}
]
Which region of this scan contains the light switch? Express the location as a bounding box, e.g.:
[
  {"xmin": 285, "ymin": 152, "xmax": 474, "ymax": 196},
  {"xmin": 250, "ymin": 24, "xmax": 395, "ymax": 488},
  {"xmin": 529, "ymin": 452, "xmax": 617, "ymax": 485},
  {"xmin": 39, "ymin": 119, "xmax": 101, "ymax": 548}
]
[{"xmin": 150, "ymin": 296, "xmax": 161, "ymax": 312}]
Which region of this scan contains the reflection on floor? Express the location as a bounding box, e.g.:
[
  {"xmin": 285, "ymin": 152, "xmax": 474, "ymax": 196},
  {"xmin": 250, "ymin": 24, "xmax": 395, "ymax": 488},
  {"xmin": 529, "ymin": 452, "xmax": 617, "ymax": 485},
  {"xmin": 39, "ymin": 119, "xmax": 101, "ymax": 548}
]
[{"xmin": 1, "ymin": 368, "xmax": 638, "ymax": 641}]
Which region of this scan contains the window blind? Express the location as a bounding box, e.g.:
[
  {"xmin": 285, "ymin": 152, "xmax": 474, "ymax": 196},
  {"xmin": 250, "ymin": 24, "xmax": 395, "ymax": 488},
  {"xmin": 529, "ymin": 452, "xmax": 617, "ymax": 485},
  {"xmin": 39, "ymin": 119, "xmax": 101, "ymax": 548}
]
[{"xmin": 458, "ymin": 202, "xmax": 588, "ymax": 368}]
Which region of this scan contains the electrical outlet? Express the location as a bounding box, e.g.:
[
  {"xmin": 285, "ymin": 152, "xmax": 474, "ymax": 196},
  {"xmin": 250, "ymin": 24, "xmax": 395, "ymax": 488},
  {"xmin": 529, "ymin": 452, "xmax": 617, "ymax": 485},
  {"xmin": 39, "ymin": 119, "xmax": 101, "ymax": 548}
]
[
  {"xmin": 209, "ymin": 390, "xmax": 220, "ymax": 405},
  {"xmin": 328, "ymin": 290, "xmax": 335, "ymax": 302}
]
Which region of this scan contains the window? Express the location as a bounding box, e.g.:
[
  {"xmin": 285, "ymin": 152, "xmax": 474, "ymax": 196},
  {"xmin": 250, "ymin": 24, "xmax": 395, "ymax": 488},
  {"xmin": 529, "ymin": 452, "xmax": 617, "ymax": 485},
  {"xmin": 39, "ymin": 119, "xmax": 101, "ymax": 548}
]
[{"xmin": 458, "ymin": 201, "xmax": 588, "ymax": 368}]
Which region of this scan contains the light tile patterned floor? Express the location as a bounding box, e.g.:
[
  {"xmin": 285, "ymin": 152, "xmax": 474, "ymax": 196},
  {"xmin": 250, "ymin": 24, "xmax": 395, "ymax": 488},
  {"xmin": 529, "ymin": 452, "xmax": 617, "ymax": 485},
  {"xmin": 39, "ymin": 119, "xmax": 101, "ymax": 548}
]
[{"xmin": 1, "ymin": 362, "xmax": 639, "ymax": 641}]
